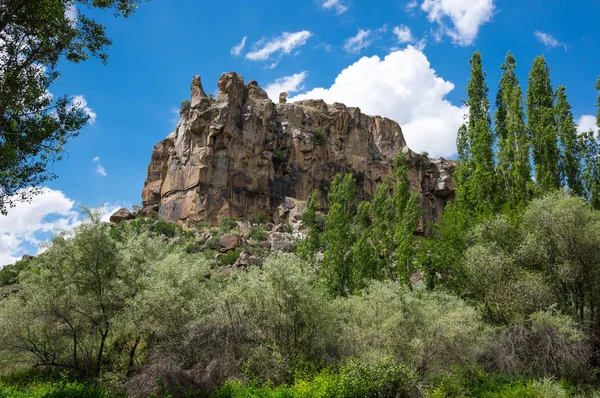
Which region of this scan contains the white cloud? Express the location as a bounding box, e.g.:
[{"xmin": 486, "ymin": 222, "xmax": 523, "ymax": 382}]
[
  {"xmin": 534, "ymin": 31, "xmax": 567, "ymax": 50},
  {"xmin": 230, "ymin": 36, "xmax": 247, "ymax": 57},
  {"xmin": 0, "ymin": 188, "xmax": 127, "ymax": 266},
  {"xmin": 344, "ymin": 29, "xmax": 373, "ymax": 53},
  {"xmin": 93, "ymin": 157, "xmax": 107, "ymax": 177},
  {"xmin": 72, "ymin": 95, "xmax": 97, "ymax": 124},
  {"xmin": 406, "ymin": 0, "xmax": 418, "ymax": 10},
  {"xmin": 0, "ymin": 188, "xmax": 78, "ymax": 265},
  {"xmin": 246, "ymin": 31, "xmax": 312, "ymax": 61},
  {"xmin": 421, "ymin": 0, "xmax": 495, "ymax": 46},
  {"xmin": 322, "ymin": 0, "xmax": 348, "ymax": 14},
  {"xmin": 290, "ymin": 46, "xmax": 466, "ymax": 158},
  {"xmin": 265, "ymin": 71, "xmax": 308, "ymax": 101},
  {"xmin": 577, "ymin": 115, "xmax": 597, "ymax": 134},
  {"xmin": 393, "ymin": 25, "xmax": 414, "ymax": 43}
]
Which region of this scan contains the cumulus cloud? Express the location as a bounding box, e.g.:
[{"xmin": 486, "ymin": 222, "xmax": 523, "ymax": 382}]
[
  {"xmin": 72, "ymin": 95, "xmax": 97, "ymax": 124},
  {"xmin": 93, "ymin": 156, "xmax": 107, "ymax": 177},
  {"xmin": 577, "ymin": 115, "xmax": 597, "ymax": 134},
  {"xmin": 322, "ymin": 0, "xmax": 348, "ymax": 14},
  {"xmin": 0, "ymin": 188, "xmax": 77, "ymax": 265},
  {"xmin": 393, "ymin": 25, "xmax": 414, "ymax": 43},
  {"xmin": 344, "ymin": 29, "xmax": 373, "ymax": 53},
  {"xmin": 420, "ymin": 0, "xmax": 495, "ymax": 46},
  {"xmin": 0, "ymin": 188, "xmax": 126, "ymax": 266},
  {"xmin": 246, "ymin": 31, "xmax": 312, "ymax": 62},
  {"xmin": 290, "ymin": 46, "xmax": 466, "ymax": 157},
  {"xmin": 534, "ymin": 31, "xmax": 567, "ymax": 50},
  {"xmin": 231, "ymin": 36, "xmax": 247, "ymax": 57},
  {"xmin": 264, "ymin": 71, "xmax": 308, "ymax": 101}
]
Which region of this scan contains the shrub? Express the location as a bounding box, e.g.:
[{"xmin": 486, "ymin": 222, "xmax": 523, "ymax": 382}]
[
  {"xmin": 272, "ymin": 150, "xmax": 286, "ymax": 171},
  {"xmin": 220, "ymin": 217, "xmax": 237, "ymax": 232},
  {"xmin": 195, "ymin": 221, "xmax": 210, "ymax": 229},
  {"xmin": 219, "ymin": 248, "xmax": 242, "ymax": 266},
  {"xmin": 0, "ymin": 259, "xmax": 29, "ymax": 286},
  {"xmin": 314, "ymin": 128, "xmax": 327, "ymax": 147},
  {"xmin": 283, "ymin": 224, "xmax": 294, "ymax": 234},
  {"xmin": 180, "ymin": 99, "xmax": 191, "ymax": 111},
  {"xmin": 251, "ymin": 213, "xmax": 268, "ymax": 225},
  {"xmin": 484, "ymin": 311, "xmax": 591, "ymax": 380},
  {"xmin": 152, "ymin": 219, "xmax": 181, "ymax": 238},
  {"xmin": 249, "ymin": 226, "xmax": 267, "ymax": 242},
  {"xmin": 341, "ymin": 281, "xmax": 486, "ymax": 376}
]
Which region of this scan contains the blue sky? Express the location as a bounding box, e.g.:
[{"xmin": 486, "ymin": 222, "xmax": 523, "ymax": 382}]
[{"xmin": 1, "ymin": 0, "xmax": 599, "ymax": 264}]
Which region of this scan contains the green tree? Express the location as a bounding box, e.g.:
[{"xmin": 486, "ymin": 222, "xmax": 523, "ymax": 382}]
[
  {"xmin": 322, "ymin": 174, "xmax": 356, "ymax": 296},
  {"xmin": 555, "ymin": 86, "xmax": 583, "ymax": 195},
  {"xmin": 0, "ymin": 0, "xmax": 147, "ymax": 215},
  {"xmin": 298, "ymin": 191, "xmax": 323, "ymax": 259},
  {"xmin": 527, "ymin": 56, "xmax": 560, "ymax": 194},
  {"xmin": 455, "ymin": 51, "xmax": 497, "ymax": 218},
  {"xmin": 580, "ymin": 78, "xmax": 600, "ymax": 209},
  {"xmin": 494, "ymin": 52, "xmax": 531, "ymax": 208},
  {"xmin": 392, "ymin": 153, "xmax": 420, "ymax": 283}
]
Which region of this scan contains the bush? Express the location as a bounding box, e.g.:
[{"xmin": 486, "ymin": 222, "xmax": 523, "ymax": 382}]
[
  {"xmin": 251, "ymin": 213, "xmax": 268, "ymax": 225},
  {"xmin": 180, "ymin": 99, "xmax": 191, "ymax": 111},
  {"xmin": 220, "ymin": 218, "xmax": 237, "ymax": 232},
  {"xmin": 341, "ymin": 281, "xmax": 486, "ymax": 376},
  {"xmin": 314, "ymin": 129, "xmax": 327, "ymax": 147},
  {"xmin": 249, "ymin": 226, "xmax": 267, "ymax": 242},
  {"xmin": 272, "ymin": 150, "xmax": 286, "ymax": 171},
  {"xmin": 484, "ymin": 311, "xmax": 591, "ymax": 380},
  {"xmin": 220, "ymin": 248, "xmax": 241, "ymax": 266},
  {"xmin": 0, "ymin": 259, "xmax": 29, "ymax": 286}
]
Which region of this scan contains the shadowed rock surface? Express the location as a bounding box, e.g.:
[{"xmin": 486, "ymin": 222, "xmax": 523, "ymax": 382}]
[{"xmin": 141, "ymin": 72, "xmax": 456, "ymax": 231}]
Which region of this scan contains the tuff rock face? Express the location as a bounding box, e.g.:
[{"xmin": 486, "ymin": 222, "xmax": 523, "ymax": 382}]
[{"xmin": 141, "ymin": 72, "xmax": 456, "ymax": 232}]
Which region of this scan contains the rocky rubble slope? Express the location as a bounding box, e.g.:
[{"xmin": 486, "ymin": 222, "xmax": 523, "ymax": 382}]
[{"xmin": 140, "ymin": 72, "xmax": 456, "ymax": 231}]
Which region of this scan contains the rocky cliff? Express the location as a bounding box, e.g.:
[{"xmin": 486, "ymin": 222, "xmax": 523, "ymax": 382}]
[{"xmin": 141, "ymin": 72, "xmax": 456, "ymax": 231}]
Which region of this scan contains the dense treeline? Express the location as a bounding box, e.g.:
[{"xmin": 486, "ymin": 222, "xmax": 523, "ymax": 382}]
[{"xmin": 1, "ymin": 51, "xmax": 600, "ymax": 397}]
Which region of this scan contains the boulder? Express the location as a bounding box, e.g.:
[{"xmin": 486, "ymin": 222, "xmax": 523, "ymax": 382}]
[
  {"xmin": 110, "ymin": 208, "xmax": 135, "ymax": 224},
  {"xmin": 219, "ymin": 235, "xmax": 241, "ymax": 252}
]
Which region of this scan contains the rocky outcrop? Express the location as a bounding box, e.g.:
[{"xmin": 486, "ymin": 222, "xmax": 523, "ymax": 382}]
[{"xmin": 141, "ymin": 73, "xmax": 456, "ymax": 231}]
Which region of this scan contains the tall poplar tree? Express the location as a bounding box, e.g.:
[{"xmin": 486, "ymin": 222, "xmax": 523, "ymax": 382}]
[
  {"xmin": 455, "ymin": 51, "xmax": 497, "ymax": 217},
  {"xmin": 554, "ymin": 86, "xmax": 582, "ymax": 195},
  {"xmin": 494, "ymin": 52, "xmax": 531, "ymax": 208},
  {"xmin": 527, "ymin": 56, "xmax": 560, "ymax": 194},
  {"xmin": 580, "ymin": 78, "xmax": 600, "ymax": 209}
]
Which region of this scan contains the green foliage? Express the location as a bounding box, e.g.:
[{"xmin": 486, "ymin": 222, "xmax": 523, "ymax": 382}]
[
  {"xmin": 455, "ymin": 51, "xmax": 498, "ymax": 219},
  {"xmin": 251, "ymin": 213, "xmax": 268, "ymax": 224},
  {"xmin": 0, "ymin": 0, "xmax": 148, "ymax": 215},
  {"xmin": 212, "ymin": 361, "xmax": 415, "ymax": 398},
  {"xmin": 180, "ymin": 99, "xmax": 191, "ymax": 111},
  {"xmin": 555, "ymin": 86, "xmax": 582, "ymax": 196},
  {"xmin": 272, "ymin": 150, "xmax": 286, "ymax": 171},
  {"xmin": 249, "ymin": 226, "xmax": 268, "ymax": 242},
  {"xmin": 527, "ymin": 56, "xmax": 561, "ymax": 194},
  {"xmin": 313, "ymin": 129, "xmax": 327, "ymax": 147},
  {"xmin": 430, "ymin": 368, "xmax": 568, "ymax": 398},
  {"xmin": 297, "ymin": 192, "xmax": 322, "ymax": 260},
  {"xmin": 219, "ymin": 248, "xmax": 242, "ymax": 266},
  {"xmin": 195, "ymin": 221, "xmax": 210, "ymax": 229},
  {"xmin": 322, "ymin": 174, "xmax": 357, "ymax": 296},
  {"xmin": 220, "ymin": 217, "xmax": 237, "ymax": 231},
  {"xmin": 494, "ymin": 51, "xmax": 532, "ymax": 210},
  {"xmin": 0, "ymin": 259, "xmax": 29, "ymax": 286}
]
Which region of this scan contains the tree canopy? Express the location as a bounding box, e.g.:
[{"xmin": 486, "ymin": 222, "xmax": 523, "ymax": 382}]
[{"xmin": 0, "ymin": 0, "xmax": 147, "ymax": 215}]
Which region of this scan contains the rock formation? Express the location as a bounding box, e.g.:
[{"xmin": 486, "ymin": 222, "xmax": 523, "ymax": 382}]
[{"xmin": 141, "ymin": 72, "xmax": 456, "ymax": 231}]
